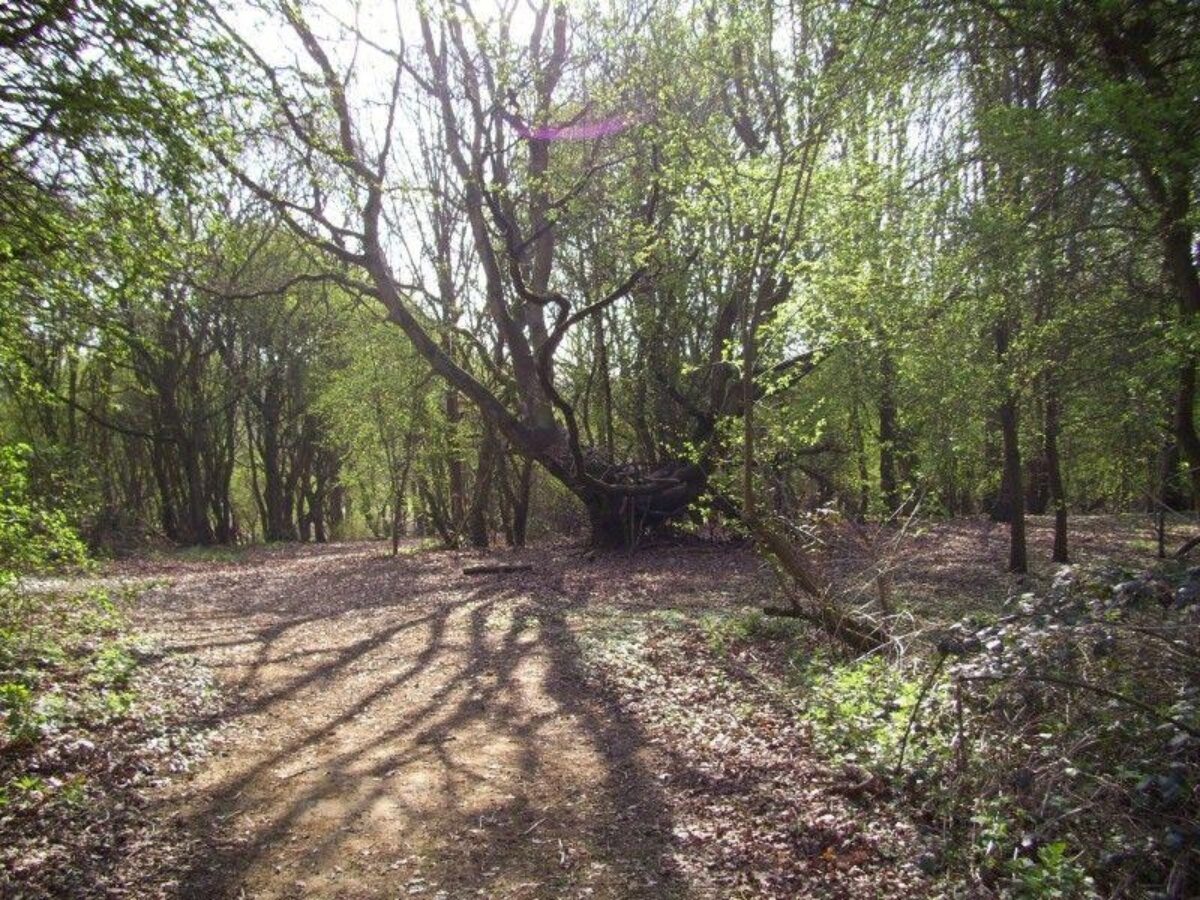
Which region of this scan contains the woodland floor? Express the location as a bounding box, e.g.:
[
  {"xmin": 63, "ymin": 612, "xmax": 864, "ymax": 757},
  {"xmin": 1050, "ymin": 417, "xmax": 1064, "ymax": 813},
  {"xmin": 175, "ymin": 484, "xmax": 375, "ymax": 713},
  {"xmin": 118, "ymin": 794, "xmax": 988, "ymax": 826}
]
[{"xmin": 21, "ymin": 514, "xmax": 1172, "ymax": 898}]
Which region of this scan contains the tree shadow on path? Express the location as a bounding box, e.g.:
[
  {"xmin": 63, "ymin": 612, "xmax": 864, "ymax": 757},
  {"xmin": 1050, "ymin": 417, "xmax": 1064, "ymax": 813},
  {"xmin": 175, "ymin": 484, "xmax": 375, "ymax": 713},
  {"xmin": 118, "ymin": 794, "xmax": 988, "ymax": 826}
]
[{"xmin": 140, "ymin": 544, "xmax": 684, "ymax": 899}]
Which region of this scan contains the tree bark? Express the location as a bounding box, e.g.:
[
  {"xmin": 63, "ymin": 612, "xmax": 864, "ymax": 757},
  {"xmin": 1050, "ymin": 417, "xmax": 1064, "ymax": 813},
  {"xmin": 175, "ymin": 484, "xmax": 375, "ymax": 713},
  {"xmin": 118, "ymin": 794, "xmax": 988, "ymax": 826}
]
[
  {"xmin": 998, "ymin": 392, "xmax": 1027, "ymax": 573},
  {"xmin": 994, "ymin": 318, "xmax": 1027, "ymax": 573},
  {"xmin": 878, "ymin": 346, "xmax": 901, "ymax": 514},
  {"xmin": 465, "ymin": 426, "xmax": 498, "ymax": 548},
  {"xmin": 1045, "ymin": 387, "xmax": 1068, "ymax": 563}
]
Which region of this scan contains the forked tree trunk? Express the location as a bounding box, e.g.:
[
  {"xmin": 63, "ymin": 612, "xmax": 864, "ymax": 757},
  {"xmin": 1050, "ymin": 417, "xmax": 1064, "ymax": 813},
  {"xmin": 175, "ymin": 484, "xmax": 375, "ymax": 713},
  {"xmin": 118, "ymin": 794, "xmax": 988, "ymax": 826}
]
[{"xmin": 270, "ymin": 7, "xmax": 703, "ymax": 553}]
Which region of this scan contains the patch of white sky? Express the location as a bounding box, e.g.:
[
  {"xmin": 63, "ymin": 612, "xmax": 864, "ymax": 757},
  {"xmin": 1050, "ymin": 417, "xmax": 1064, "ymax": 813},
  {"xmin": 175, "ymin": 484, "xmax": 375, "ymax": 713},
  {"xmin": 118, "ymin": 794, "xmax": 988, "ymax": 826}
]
[
  {"xmin": 218, "ymin": 1, "xmax": 550, "ymax": 325},
  {"xmin": 214, "ymin": 1, "xmax": 960, "ymax": 350},
  {"xmin": 225, "ymin": 0, "xmax": 541, "ymax": 155}
]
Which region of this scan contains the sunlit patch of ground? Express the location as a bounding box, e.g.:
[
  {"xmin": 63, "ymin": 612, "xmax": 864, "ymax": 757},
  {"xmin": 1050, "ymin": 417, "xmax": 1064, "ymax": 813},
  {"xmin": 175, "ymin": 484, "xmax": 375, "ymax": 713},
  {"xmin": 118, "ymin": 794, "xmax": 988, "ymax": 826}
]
[{"xmin": 126, "ymin": 541, "xmax": 758, "ymax": 898}]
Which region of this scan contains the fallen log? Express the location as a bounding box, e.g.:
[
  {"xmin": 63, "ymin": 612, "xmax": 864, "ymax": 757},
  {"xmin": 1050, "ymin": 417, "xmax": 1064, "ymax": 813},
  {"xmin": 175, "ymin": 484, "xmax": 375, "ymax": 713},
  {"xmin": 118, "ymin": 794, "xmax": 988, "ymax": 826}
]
[
  {"xmin": 762, "ymin": 602, "xmax": 888, "ymax": 654},
  {"xmin": 1174, "ymin": 534, "xmax": 1200, "ymax": 559},
  {"xmin": 462, "ymin": 564, "xmax": 533, "ymax": 575}
]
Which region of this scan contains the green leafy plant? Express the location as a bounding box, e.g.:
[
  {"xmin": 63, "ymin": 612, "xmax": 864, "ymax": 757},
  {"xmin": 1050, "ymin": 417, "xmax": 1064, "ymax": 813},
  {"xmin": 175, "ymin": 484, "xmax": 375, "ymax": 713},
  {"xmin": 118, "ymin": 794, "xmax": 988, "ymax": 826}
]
[
  {"xmin": 12, "ymin": 774, "xmax": 43, "ymax": 794},
  {"xmin": 0, "ymin": 680, "xmax": 38, "ymax": 744},
  {"xmin": 59, "ymin": 775, "xmax": 88, "ymax": 807},
  {"xmin": 0, "ymin": 444, "xmax": 87, "ymax": 577},
  {"xmin": 795, "ymin": 653, "xmax": 952, "ymax": 771},
  {"xmin": 1010, "ymin": 841, "xmax": 1094, "ymax": 898},
  {"xmin": 101, "ymin": 689, "xmax": 135, "ymax": 717},
  {"xmin": 971, "ymin": 800, "xmax": 1016, "ymax": 869},
  {"xmin": 89, "ymin": 644, "xmax": 137, "ymax": 688}
]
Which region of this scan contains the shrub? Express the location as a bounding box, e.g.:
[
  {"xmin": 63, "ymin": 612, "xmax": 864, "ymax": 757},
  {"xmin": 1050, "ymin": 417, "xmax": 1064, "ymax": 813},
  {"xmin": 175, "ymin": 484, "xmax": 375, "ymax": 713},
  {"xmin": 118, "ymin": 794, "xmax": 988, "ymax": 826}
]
[{"xmin": 0, "ymin": 443, "xmax": 87, "ymax": 577}]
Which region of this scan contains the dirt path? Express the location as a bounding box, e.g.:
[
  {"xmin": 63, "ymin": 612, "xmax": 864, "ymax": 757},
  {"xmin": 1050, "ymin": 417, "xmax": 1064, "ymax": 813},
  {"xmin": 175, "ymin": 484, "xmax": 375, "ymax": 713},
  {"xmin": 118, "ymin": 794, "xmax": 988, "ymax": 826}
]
[
  {"xmin": 130, "ymin": 542, "xmax": 757, "ymax": 899},
  {"xmin": 17, "ymin": 521, "xmax": 1161, "ymax": 896}
]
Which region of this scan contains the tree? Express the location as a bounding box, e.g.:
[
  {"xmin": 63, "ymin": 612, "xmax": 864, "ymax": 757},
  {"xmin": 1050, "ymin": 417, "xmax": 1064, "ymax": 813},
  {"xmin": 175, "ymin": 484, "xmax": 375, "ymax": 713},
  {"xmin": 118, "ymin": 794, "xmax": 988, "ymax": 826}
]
[{"xmin": 972, "ymin": 1, "xmax": 1200, "ymax": 507}]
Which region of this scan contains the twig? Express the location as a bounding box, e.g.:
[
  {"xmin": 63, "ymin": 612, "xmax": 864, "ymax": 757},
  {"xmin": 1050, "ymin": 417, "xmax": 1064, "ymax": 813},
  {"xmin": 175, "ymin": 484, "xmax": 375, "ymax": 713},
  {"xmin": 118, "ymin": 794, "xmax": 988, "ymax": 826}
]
[
  {"xmin": 521, "ymin": 818, "xmax": 545, "ymax": 835},
  {"xmin": 462, "ymin": 564, "xmax": 532, "ymax": 575},
  {"xmin": 954, "ymin": 679, "xmax": 967, "ymax": 776},
  {"xmin": 958, "ymin": 671, "xmax": 1200, "ymax": 739},
  {"xmin": 895, "ymin": 653, "xmax": 947, "ymax": 775}
]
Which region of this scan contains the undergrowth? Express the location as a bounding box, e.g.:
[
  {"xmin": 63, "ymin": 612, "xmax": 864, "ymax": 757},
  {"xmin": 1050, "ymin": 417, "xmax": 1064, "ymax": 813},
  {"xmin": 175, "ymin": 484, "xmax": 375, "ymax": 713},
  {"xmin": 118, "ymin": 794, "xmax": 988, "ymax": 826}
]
[
  {"xmin": 0, "ymin": 586, "xmax": 151, "ymax": 811},
  {"xmin": 0, "ymin": 579, "xmax": 221, "ymax": 895},
  {"xmin": 696, "ymin": 562, "xmax": 1200, "ymax": 900},
  {"xmin": 0, "ymin": 443, "xmax": 221, "ymax": 895}
]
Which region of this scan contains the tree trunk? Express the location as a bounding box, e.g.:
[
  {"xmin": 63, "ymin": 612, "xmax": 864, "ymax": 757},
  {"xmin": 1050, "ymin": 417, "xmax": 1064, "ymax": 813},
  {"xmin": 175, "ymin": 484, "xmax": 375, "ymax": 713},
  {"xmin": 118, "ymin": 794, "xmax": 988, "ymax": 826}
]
[
  {"xmin": 465, "ymin": 427, "xmax": 497, "ymax": 548},
  {"xmin": 391, "ymin": 463, "xmax": 411, "ymax": 555},
  {"xmin": 391, "ymin": 486, "xmax": 404, "ymax": 556},
  {"xmin": 999, "ymin": 393, "xmax": 1027, "ymax": 573},
  {"xmin": 879, "ymin": 346, "xmax": 901, "ymax": 514},
  {"xmin": 503, "ymin": 454, "xmax": 533, "ymax": 548},
  {"xmin": 180, "ymin": 436, "xmax": 214, "ymax": 545},
  {"xmin": 1151, "ymin": 186, "xmax": 1200, "ymax": 508},
  {"xmin": 850, "ymin": 399, "xmax": 869, "ymax": 521},
  {"xmin": 1024, "ymin": 419, "xmax": 1049, "ymax": 517},
  {"xmin": 595, "ymin": 314, "xmax": 615, "ymax": 461},
  {"xmin": 311, "ymin": 492, "xmax": 327, "ymax": 542},
  {"xmin": 150, "ymin": 439, "xmax": 180, "ymax": 542},
  {"xmin": 419, "ymin": 478, "xmax": 457, "ymax": 548},
  {"xmin": 1045, "ymin": 388, "xmax": 1068, "ymax": 563},
  {"xmin": 446, "ymin": 388, "xmax": 467, "ymax": 529},
  {"xmin": 587, "ymin": 496, "xmax": 632, "ymax": 551},
  {"xmin": 995, "ymin": 319, "xmax": 1026, "ymax": 574},
  {"xmin": 1175, "ymin": 359, "xmax": 1200, "ymax": 508},
  {"xmin": 260, "ymin": 386, "xmax": 294, "ymax": 542}
]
